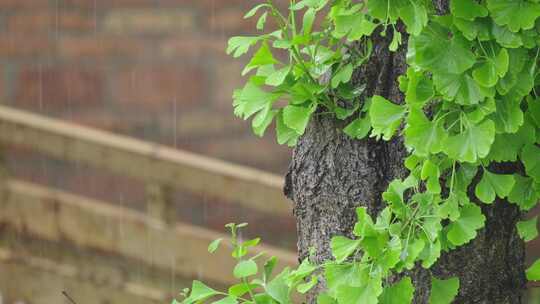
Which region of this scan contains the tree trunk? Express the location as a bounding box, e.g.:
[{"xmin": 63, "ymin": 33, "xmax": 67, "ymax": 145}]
[{"xmin": 284, "ymin": 1, "xmax": 526, "ymax": 303}]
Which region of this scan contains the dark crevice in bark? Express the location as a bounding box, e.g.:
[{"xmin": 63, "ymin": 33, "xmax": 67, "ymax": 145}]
[{"xmin": 283, "ymin": 1, "xmax": 526, "ymax": 302}]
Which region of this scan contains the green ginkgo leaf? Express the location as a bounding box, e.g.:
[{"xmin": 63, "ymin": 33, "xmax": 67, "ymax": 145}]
[
  {"xmin": 450, "ymin": 0, "xmax": 488, "ymax": 21},
  {"xmin": 489, "ymin": 98, "xmax": 523, "ymax": 134},
  {"xmin": 474, "ymin": 170, "xmax": 515, "ymax": 204},
  {"xmin": 297, "ymin": 275, "xmax": 318, "ymax": 294},
  {"xmin": 400, "ymin": 238, "xmax": 426, "ymax": 270},
  {"xmin": 213, "ymin": 296, "xmax": 238, "ymax": 304},
  {"xmin": 429, "ymin": 277, "xmax": 460, "ymax": 304},
  {"xmin": 333, "ymin": 13, "xmax": 379, "ymax": 41},
  {"xmin": 276, "ymin": 111, "xmax": 299, "ymax": 146},
  {"xmin": 438, "ymin": 194, "xmax": 461, "ymax": 221},
  {"xmin": 337, "ymin": 278, "xmax": 383, "ymax": 304},
  {"xmin": 379, "ymin": 277, "xmax": 414, "ymax": 304},
  {"xmin": 404, "ymin": 108, "xmax": 446, "ymax": 157},
  {"xmin": 257, "ymin": 12, "xmax": 268, "ymax": 30},
  {"xmin": 528, "ymin": 99, "xmax": 540, "ymax": 128},
  {"xmin": 344, "ymin": 117, "xmax": 371, "ymax": 139},
  {"xmin": 369, "ymin": 96, "xmax": 406, "ymax": 140},
  {"xmin": 399, "ymin": 2, "xmax": 428, "ymax": 36},
  {"xmin": 522, "ymin": 144, "xmax": 540, "ymax": 180},
  {"xmin": 412, "ymin": 24, "xmax": 475, "ymax": 74},
  {"xmin": 243, "ymin": 41, "xmax": 279, "ymax": 75},
  {"xmin": 266, "ymin": 66, "xmax": 291, "ymax": 86},
  {"xmin": 443, "ymin": 119, "xmax": 495, "ymax": 163},
  {"xmin": 227, "ymin": 36, "xmax": 260, "ymax": 58},
  {"xmin": 433, "ymin": 72, "xmax": 484, "ymax": 105},
  {"xmin": 419, "ymin": 239, "xmax": 441, "ymax": 268},
  {"xmin": 332, "ymin": 64, "xmax": 354, "ymax": 88},
  {"xmin": 453, "ymin": 17, "xmax": 478, "ymax": 40},
  {"xmin": 527, "ymin": 259, "xmax": 540, "ymax": 281},
  {"xmin": 517, "ymin": 217, "xmax": 538, "ymax": 242},
  {"xmin": 331, "ymin": 236, "xmax": 361, "ymax": 263},
  {"xmin": 508, "ymin": 175, "xmax": 540, "ymax": 211},
  {"xmin": 265, "ymin": 268, "xmax": 291, "ymax": 304},
  {"xmin": 184, "ymin": 281, "xmax": 219, "ymax": 304},
  {"xmin": 491, "ymin": 22, "xmax": 523, "ymax": 48},
  {"xmin": 487, "ymin": 121, "xmax": 536, "ymax": 162},
  {"xmin": 368, "ymin": 0, "xmax": 401, "ymax": 22},
  {"xmin": 325, "ymin": 263, "xmax": 363, "ymax": 296},
  {"xmin": 404, "ymin": 69, "xmax": 434, "ymax": 106},
  {"xmin": 487, "ymin": 0, "xmax": 540, "ymax": 32},
  {"xmin": 207, "ymin": 238, "xmax": 222, "ymax": 253},
  {"xmin": 233, "ymin": 80, "xmax": 277, "ymax": 119},
  {"xmin": 389, "ymin": 30, "xmax": 402, "ymax": 51},
  {"xmin": 302, "ymin": 8, "xmax": 316, "ymax": 35},
  {"xmin": 283, "ymin": 104, "xmax": 315, "ymax": 135},
  {"xmin": 495, "ymin": 48, "xmax": 509, "ymax": 77},
  {"xmin": 506, "ymin": 72, "xmax": 534, "ymax": 102},
  {"xmin": 350, "ymin": 17, "xmax": 379, "ymax": 41},
  {"xmin": 233, "ymin": 260, "xmax": 258, "ymax": 278},
  {"xmin": 472, "ymin": 61, "xmax": 498, "ymax": 87},
  {"xmin": 447, "ymin": 204, "xmax": 486, "ymax": 246}
]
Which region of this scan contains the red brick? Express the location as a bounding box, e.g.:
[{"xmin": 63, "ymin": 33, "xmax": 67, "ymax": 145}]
[
  {"xmin": 14, "ymin": 65, "xmax": 105, "ymax": 111},
  {"xmin": 206, "ymin": 8, "xmax": 255, "ymax": 34},
  {"xmin": 185, "ymin": 135, "xmax": 291, "ymax": 173},
  {"xmin": 58, "ymin": 36, "xmax": 150, "ymax": 60},
  {"xmin": 212, "ymin": 61, "xmax": 246, "ymax": 109},
  {"xmin": 0, "ymin": 0, "xmax": 49, "ymax": 8},
  {"xmin": 0, "ymin": 70, "xmax": 4, "ymax": 103},
  {"xmin": 159, "ymin": 36, "xmax": 227, "ymax": 59},
  {"xmin": 103, "ymin": 9, "xmax": 196, "ymax": 34},
  {"xmin": 60, "ymin": 0, "xmax": 245, "ymax": 9},
  {"xmin": 194, "ymin": 0, "xmax": 258, "ymax": 11},
  {"xmin": 110, "ymin": 65, "xmax": 206, "ymax": 110},
  {"xmin": 0, "ymin": 35, "xmax": 54, "ymax": 58},
  {"xmin": 59, "ymin": 0, "xmax": 181, "ymax": 8},
  {"xmin": 7, "ymin": 10, "xmax": 96, "ymax": 33}
]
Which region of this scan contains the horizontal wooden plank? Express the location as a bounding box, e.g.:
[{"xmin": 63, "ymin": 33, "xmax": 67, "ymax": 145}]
[
  {"xmin": 0, "ymin": 253, "xmax": 163, "ymax": 304},
  {"xmin": 0, "ymin": 230, "xmax": 198, "ymax": 303},
  {"xmin": 0, "ymin": 105, "xmax": 292, "ymax": 216},
  {"xmin": 0, "ymin": 179, "xmax": 298, "ymax": 286}
]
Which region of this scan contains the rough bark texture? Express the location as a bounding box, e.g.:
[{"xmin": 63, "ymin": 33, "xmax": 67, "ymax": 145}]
[{"xmin": 283, "ymin": 1, "xmax": 526, "ymax": 303}]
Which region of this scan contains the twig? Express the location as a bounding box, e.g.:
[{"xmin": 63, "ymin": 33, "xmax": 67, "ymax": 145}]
[{"xmin": 62, "ymin": 291, "xmax": 77, "ymax": 304}]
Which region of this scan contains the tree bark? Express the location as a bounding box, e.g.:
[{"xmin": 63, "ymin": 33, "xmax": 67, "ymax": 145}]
[{"xmin": 284, "ymin": 1, "xmax": 526, "ymax": 302}]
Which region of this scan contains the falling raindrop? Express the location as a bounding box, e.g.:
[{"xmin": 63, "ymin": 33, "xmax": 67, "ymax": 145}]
[
  {"xmin": 54, "ymin": 0, "xmax": 59, "ymax": 42},
  {"xmin": 173, "ymin": 96, "xmax": 177, "ymax": 148},
  {"xmin": 93, "ymin": 0, "xmax": 98, "ymax": 35},
  {"xmin": 38, "ymin": 64, "xmax": 43, "ymax": 110},
  {"xmin": 170, "ymin": 255, "xmax": 176, "ymax": 295}
]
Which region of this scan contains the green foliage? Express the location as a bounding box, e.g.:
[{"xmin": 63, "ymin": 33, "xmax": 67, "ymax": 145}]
[
  {"xmin": 174, "ymin": 223, "xmax": 320, "ymax": 304},
  {"xmin": 379, "ymin": 277, "xmax": 414, "ymax": 304},
  {"xmin": 474, "ymin": 170, "xmax": 514, "ymax": 204},
  {"xmin": 527, "ymin": 259, "xmax": 540, "ymax": 281},
  {"xmin": 174, "ymin": 222, "xmax": 458, "ymax": 304},
  {"xmin": 446, "ymin": 204, "xmax": 485, "ymax": 246},
  {"xmin": 517, "ymin": 217, "xmax": 538, "ymax": 242},
  {"xmin": 228, "ymin": 0, "xmax": 373, "ymax": 145},
  {"xmin": 428, "ymin": 277, "xmax": 460, "ymax": 304},
  {"xmin": 185, "ymin": 0, "xmax": 540, "ymax": 303}
]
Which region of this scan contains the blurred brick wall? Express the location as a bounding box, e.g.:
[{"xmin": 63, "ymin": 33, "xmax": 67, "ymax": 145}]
[{"xmin": 0, "ymin": 0, "xmax": 291, "ymax": 173}]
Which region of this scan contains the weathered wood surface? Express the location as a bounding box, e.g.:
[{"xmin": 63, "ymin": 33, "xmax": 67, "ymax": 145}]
[
  {"xmin": 0, "ymin": 179, "xmax": 297, "ymax": 286},
  {"xmin": 0, "ymin": 242, "xmax": 171, "ymax": 304},
  {"xmin": 0, "ymin": 105, "xmax": 291, "ymax": 216}
]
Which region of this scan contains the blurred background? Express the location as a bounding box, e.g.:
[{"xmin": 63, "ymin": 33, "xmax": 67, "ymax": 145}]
[
  {"xmin": 0, "ymin": 0, "xmax": 538, "ymax": 303},
  {"xmin": 0, "ymin": 0, "xmax": 296, "ymax": 303}
]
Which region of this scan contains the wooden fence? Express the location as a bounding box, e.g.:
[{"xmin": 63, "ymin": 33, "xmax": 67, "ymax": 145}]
[{"xmin": 0, "ymin": 105, "xmax": 296, "ymax": 303}]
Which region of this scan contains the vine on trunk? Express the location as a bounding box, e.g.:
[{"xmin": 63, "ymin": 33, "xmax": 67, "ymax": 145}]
[{"xmin": 175, "ymin": 0, "xmax": 540, "ymax": 303}]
